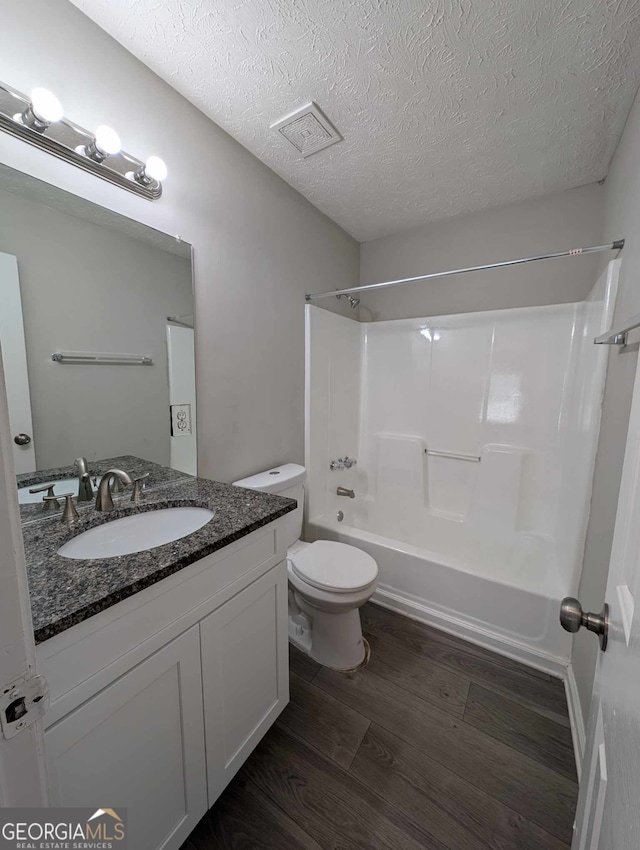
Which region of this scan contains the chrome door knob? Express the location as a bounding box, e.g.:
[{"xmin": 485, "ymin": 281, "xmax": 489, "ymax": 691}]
[
  {"xmin": 13, "ymin": 433, "xmax": 31, "ymax": 446},
  {"xmin": 560, "ymin": 597, "xmax": 609, "ymax": 651}
]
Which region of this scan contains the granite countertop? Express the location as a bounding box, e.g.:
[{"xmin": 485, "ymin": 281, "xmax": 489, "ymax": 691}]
[{"xmin": 20, "ymin": 458, "xmax": 296, "ymax": 644}]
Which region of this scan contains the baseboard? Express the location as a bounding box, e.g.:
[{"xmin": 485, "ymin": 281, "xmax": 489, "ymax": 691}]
[
  {"xmin": 564, "ymin": 663, "xmax": 586, "ymax": 779},
  {"xmin": 371, "ymin": 586, "xmax": 569, "ymax": 679}
]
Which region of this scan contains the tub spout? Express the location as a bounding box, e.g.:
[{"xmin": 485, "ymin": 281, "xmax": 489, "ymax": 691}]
[{"xmin": 337, "ymin": 486, "xmax": 355, "ymax": 499}]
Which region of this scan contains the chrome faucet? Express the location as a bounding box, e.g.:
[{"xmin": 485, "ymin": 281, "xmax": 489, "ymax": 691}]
[
  {"xmin": 330, "ymin": 456, "xmax": 357, "ymax": 471},
  {"xmin": 74, "ymin": 457, "xmax": 94, "ymax": 502},
  {"xmin": 95, "ymin": 469, "xmax": 133, "ymax": 512},
  {"xmin": 337, "ymin": 486, "xmax": 355, "ymax": 499}
]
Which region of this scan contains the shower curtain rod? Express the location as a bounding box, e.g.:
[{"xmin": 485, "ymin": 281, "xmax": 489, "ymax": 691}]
[{"xmin": 305, "ymin": 240, "xmax": 624, "ymax": 302}]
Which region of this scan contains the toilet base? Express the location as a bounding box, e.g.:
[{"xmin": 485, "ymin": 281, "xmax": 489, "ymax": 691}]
[{"xmin": 288, "ymin": 597, "xmax": 367, "ymax": 670}]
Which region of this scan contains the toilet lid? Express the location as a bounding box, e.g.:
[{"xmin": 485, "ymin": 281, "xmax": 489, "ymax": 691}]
[{"xmin": 291, "ymin": 541, "xmax": 378, "ymax": 593}]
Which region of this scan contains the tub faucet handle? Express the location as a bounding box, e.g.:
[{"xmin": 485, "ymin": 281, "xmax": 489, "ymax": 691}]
[{"xmin": 330, "ymin": 456, "xmax": 358, "ymax": 470}]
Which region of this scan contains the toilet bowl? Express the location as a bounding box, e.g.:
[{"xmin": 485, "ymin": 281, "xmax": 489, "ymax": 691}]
[
  {"xmin": 287, "ymin": 539, "xmax": 378, "ymax": 669},
  {"xmin": 233, "ymin": 464, "xmax": 378, "ymax": 670}
]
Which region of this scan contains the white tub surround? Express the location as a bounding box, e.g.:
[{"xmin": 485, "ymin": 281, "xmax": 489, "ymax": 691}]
[{"xmin": 305, "ymin": 261, "xmax": 619, "ymax": 673}]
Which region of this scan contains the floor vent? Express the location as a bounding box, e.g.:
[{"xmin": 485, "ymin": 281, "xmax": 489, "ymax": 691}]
[{"xmin": 270, "ymin": 102, "xmax": 342, "ymax": 158}]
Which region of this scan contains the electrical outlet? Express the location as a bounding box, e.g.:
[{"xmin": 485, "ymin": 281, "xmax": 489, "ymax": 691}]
[{"xmin": 170, "ymin": 403, "xmax": 192, "ymax": 437}]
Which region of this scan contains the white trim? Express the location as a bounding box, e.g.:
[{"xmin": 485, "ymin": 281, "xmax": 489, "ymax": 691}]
[
  {"xmin": 372, "ymin": 586, "xmax": 568, "ymax": 679},
  {"xmin": 564, "ymin": 663, "xmax": 586, "ymax": 780}
]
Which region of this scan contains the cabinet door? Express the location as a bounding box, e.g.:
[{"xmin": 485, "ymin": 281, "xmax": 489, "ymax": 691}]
[
  {"xmin": 201, "ymin": 561, "xmax": 289, "ymax": 805},
  {"xmin": 45, "ymin": 625, "xmax": 207, "ymax": 850}
]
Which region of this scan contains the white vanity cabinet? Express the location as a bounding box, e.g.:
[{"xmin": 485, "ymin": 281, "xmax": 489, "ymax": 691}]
[{"xmin": 36, "ymin": 521, "xmax": 290, "ymax": 850}]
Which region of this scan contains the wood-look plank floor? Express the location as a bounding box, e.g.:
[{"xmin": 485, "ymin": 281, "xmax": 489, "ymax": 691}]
[{"xmin": 181, "ymin": 602, "xmax": 578, "ymax": 850}]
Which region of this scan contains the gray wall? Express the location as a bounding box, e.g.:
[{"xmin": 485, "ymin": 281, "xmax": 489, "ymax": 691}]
[
  {"xmin": 572, "ymin": 87, "xmax": 640, "ymax": 719},
  {"xmin": 0, "ymin": 186, "xmax": 192, "ymax": 470},
  {"xmin": 0, "ymin": 0, "xmax": 359, "ymax": 483},
  {"xmin": 359, "ymin": 183, "xmax": 604, "ymax": 320}
]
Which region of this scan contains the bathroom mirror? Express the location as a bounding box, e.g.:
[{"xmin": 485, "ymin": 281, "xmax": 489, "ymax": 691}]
[{"xmin": 0, "ymin": 163, "xmax": 196, "ymax": 493}]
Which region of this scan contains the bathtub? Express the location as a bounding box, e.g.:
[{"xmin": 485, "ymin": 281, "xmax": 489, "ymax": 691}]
[{"xmin": 307, "ymin": 502, "xmax": 572, "ymax": 675}]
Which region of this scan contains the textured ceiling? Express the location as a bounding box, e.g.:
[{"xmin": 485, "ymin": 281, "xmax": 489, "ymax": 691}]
[{"xmin": 70, "ymin": 0, "xmax": 640, "ymax": 242}]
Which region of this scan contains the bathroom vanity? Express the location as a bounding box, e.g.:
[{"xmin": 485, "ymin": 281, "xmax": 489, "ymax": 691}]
[
  {"xmin": 1, "ymin": 163, "xmax": 300, "ymax": 847},
  {"xmin": 22, "ymin": 458, "xmax": 296, "ymax": 850}
]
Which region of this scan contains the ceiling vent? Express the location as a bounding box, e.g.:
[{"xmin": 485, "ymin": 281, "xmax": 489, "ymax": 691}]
[{"xmin": 270, "ymin": 102, "xmax": 342, "ymax": 158}]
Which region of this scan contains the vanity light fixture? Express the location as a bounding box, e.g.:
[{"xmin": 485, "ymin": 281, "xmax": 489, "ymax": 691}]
[{"xmin": 0, "ymin": 80, "xmax": 165, "ymax": 200}]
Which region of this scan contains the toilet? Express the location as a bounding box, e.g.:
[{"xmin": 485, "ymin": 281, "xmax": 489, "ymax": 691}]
[{"xmin": 233, "ymin": 463, "xmax": 378, "ymax": 670}]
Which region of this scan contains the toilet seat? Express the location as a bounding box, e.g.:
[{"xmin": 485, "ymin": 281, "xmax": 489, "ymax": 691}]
[{"xmin": 290, "ymin": 540, "xmax": 378, "ymax": 594}]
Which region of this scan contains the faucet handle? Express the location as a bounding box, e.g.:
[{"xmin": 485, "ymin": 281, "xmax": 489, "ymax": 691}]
[
  {"xmin": 30, "ymin": 483, "xmax": 57, "ymax": 496},
  {"xmin": 131, "ymin": 473, "xmax": 149, "ymax": 503},
  {"xmin": 330, "ymin": 457, "xmax": 358, "ymax": 471},
  {"xmin": 44, "ymin": 492, "xmax": 79, "ymax": 524},
  {"xmin": 30, "ymin": 483, "xmax": 60, "ymax": 511}
]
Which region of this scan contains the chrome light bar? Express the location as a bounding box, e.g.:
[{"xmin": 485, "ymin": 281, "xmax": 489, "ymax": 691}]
[{"xmin": 0, "ymin": 81, "xmax": 164, "ymax": 200}]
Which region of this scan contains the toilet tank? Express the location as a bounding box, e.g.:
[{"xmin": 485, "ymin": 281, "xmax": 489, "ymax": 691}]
[{"xmin": 232, "ymin": 463, "xmax": 306, "ymax": 549}]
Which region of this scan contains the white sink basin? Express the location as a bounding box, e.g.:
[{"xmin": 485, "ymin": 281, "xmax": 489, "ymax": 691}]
[
  {"xmin": 57, "ymin": 507, "xmax": 215, "ymax": 560},
  {"xmin": 18, "ymin": 478, "xmax": 86, "ymax": 504}
]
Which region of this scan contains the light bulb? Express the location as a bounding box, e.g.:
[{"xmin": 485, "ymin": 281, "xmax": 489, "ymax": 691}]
[
  {"xmin": 30, "ymin": 88, "xmax": 63, "ymax": 123},
  {"xmin": 130, "ymin": 155, "xmax": 167, "ymax": 188},
  {"xmin": 94, "ymin": 125, "xmax": 121, "ymax": 156},
  {"xmin": 81, "ymin": 125, "xmax": 122, "ymax": 162},
  {"xmin": 144, "ymin": 156, "xmax": 168, "ymax": 182},
  {"xmin": 18, "ymin": 87, "xmax": 63, "ymax": 132}
]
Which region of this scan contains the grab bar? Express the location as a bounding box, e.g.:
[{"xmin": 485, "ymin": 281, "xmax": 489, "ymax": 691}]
[
  {"xmin": 51, "ymin": 351, "xmax": 153, "ymax": 365},
  {"xmin": 424, "ymin": 449, "xmax": 481, "ymax": 463},
  {"xmin": 594, "ymin": 312, "xmax": 640, "ymax": 347}
]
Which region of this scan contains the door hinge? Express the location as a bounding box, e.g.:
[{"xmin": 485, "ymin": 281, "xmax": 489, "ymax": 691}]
[{"xmin": 0, "ymin": 672, "xmax": 49, "ymax": 739}]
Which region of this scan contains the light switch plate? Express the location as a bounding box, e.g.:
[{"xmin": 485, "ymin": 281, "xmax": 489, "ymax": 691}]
[{"xmin": 170, "ymin": 404, "xmax": 192, "ymax": 437}]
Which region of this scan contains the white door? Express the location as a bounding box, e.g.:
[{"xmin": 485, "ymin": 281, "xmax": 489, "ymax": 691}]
[
  {"xmin": 201, "ymin": 563, "xmax": 289, "ymax": 806},
  {"xmin": 166, "ymin": 323, "xmax": 197, "ymax": 475},
  {"xmin": 573, "ymin": 348, "xmax": 640, "ymax": 849},
  {"xmin": 0, "ymin": 350, "xmax": 48, "ymax": 805},
  {"xmin": 0, "ymin": 252, "xmax": 36, "ymax": 473},
  {"xmin": 45, "ymin": 625, "xmax": 207, "ymax": 850}
]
